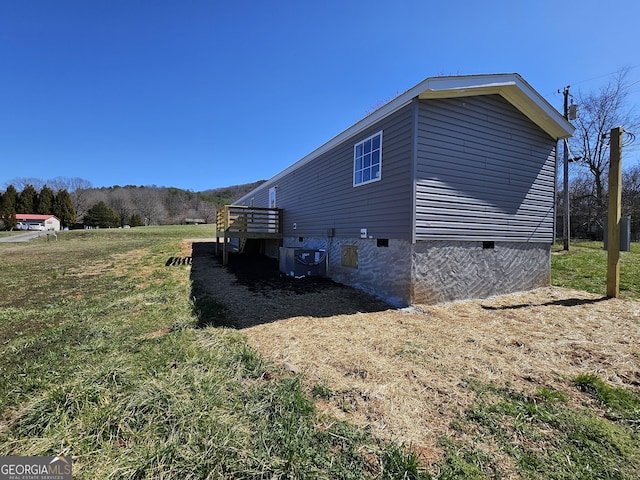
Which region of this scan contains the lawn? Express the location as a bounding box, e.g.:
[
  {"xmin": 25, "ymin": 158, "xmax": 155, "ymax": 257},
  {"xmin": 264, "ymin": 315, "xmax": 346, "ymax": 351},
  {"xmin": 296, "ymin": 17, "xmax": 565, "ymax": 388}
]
[
  {"xmin": 0, "ymin": 229, "xmax": 638, "ymax": 479},
  {"xmin": 0, "ymin": 227, "xmax": 421, "ymax": 479},
  {"xmin": 552, "ymin": 241, "xmax": 640, "ymax": 300}
]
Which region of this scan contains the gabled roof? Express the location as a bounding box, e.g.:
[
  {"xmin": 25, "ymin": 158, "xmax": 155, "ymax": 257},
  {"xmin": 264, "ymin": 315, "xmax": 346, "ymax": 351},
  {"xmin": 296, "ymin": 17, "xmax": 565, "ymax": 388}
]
[
  {"xmin": 414, "ymin": 74, "xmax": 574, "ymax": 138},
  {"xmin": 16, "ymin": 214, "xmax": 59, "ymax": 221},
  {"xmin": 245, "ymin": 73, "xmax": 574, "ymax": 196}
]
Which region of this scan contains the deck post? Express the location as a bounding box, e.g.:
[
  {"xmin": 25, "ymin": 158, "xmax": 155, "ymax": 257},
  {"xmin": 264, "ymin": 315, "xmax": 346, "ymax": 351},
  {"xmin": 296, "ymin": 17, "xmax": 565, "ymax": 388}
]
[
  {"xmin": 215, "ymin": 204, "xmax": 282, "ymax": 266},
  {"xmin": 606, "ymin": 127, "xmax": 623, "ymax": 298}
]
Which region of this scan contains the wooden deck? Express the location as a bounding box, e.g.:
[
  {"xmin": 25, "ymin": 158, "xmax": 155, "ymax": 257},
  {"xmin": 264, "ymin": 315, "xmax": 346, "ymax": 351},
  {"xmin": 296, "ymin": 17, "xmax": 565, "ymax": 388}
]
[{"xmin": 215, "ymin": 205, "xmax": 283, "ymax": 264}]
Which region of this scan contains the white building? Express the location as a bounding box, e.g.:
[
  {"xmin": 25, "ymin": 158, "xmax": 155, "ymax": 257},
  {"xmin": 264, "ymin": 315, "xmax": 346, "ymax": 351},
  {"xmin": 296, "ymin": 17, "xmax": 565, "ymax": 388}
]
[{"xmin": 16, "ymin": 214, "xmax": 61, "ymax": 232}]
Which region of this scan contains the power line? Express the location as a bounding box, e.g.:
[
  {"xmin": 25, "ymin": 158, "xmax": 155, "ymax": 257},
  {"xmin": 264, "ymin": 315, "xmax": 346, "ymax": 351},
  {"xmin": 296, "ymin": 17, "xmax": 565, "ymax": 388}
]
[
  {"xmin": 548, "ymin": 65, "xmax": 640, "ymax": 98},
  {"xmin": 570, "ymin": 64, "xmax": 640, "ymax": 88}
]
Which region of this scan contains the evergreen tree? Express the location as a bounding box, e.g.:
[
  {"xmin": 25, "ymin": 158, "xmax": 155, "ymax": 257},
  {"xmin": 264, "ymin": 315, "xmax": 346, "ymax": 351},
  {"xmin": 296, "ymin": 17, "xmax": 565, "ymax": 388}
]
[
  {"xmin": 127, "ymin": 213, "xmax": 144, "ymax": 227},
  {"xmin": 53, "ymin": 189, "xmax": 77, "ymax": 227},
  {"xmin": 37, "ymin": 185, "xmax": 55, "ymax": 214},
  {"xmin": 83, "ymin": 201, "xmax": 120, "ymax": 228},
  {"xmin": 1, "ymin": 185, "xmax": 18, "ymax": 230},
  {"xmin": 17, "ymin": 184, "xmax": 37, "ymax": 213}
]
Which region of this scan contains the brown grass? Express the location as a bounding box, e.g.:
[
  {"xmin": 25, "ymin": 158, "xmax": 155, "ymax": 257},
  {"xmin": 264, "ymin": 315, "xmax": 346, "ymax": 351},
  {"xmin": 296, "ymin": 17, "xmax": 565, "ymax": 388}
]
[
  {"xmin": 243, "ymin": 287, "xmax": 639, "ymax": 462},
  {"xmin": 188, "ymin": 243, "xmax": 640, "ymax": 463},
  {"xmin": 66, "ymin": 248, "xmax": 151, "ymax": 278}
]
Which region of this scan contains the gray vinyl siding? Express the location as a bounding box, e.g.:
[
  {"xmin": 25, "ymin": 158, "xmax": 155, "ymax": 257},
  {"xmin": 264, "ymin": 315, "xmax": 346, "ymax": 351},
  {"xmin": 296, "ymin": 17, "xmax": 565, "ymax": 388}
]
[
  {"xmin": 239, "ymin": 104, "xmax": 415, "ymax": 240},
  {"xmin": 415, "ymin": 95, "xmax": 557, "ymax": 242}
]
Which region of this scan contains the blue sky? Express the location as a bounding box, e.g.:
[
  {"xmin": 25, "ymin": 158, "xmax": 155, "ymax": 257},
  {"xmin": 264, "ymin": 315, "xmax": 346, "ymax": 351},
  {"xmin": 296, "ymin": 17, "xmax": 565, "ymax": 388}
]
[{"xmin": 1, "ymin": 0, "xmax": 639, "ymax": 192}]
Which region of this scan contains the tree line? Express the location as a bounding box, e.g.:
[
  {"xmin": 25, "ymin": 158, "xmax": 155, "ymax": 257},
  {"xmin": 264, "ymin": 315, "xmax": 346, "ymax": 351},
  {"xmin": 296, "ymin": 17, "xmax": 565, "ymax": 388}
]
[
  {"xmin": 0, "ymin": 185, "xmax": 76, "ymax": 230},
  {"xmin": 562, "ymin": 165, "xmax": 640, "ymax": 241},
  {"xmin": 1, "ymin": 177, "xmax": 265, "ymax": 230}
]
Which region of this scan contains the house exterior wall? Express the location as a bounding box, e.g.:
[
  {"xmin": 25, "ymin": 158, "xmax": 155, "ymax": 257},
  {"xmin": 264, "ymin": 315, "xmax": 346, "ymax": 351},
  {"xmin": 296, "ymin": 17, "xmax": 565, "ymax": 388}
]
[
  {"xmin": 415, "ymin": 95, "xmax": 557, "ymax": 242},
  {"xmin": 234, "ymin": 92, "xmax": 561, "ymax": 307},
  {"xmin": 403, "ymin": 95, "xmax": 557, "ymax": 304},
  {"xmin": 237, "ymin": 104, "xmax": 415, "ymax": 240}
]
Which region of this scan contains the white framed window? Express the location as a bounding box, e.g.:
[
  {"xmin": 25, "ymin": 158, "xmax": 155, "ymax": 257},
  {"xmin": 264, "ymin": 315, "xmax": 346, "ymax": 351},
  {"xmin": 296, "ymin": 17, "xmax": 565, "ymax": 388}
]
[{"xmin": 353, "ymin": 131, "xmax": 382, "ymax": 186}]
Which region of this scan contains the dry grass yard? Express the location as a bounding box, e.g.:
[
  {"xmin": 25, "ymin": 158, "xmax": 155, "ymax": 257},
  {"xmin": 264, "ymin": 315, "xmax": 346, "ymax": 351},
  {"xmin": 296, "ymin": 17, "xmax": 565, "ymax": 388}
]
[
  {"xmin": 245, "ymin": 287, "xmax": 639, "ymax": 462},
  {"xmin": 192, "ymin": 244, "xmax": 640, "ymax": 472},
  {"xmin": 1, "ymin": 231, "xmax": 638, "ymax": 478}
]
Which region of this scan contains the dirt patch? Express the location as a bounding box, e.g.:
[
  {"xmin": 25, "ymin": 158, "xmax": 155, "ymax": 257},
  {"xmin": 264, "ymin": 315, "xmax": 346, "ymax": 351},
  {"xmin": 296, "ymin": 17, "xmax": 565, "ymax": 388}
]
[
  {"xmin": 187, "ymin": 242, "xmax": 640, "ymax": 462},
  {"xmin": 189, "ymin": 243, "xmax": 389, "ymax": 329}
]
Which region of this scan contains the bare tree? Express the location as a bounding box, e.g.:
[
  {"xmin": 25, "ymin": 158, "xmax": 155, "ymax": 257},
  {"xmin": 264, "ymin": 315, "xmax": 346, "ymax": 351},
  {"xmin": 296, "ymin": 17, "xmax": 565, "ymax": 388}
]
[
  {"xmin": 67, "ymin": 177, "xmax": 93, "ymax": 191},
  {"xmin": 108, "ymin": 189, "xmax": 134, "ymax": 227},
  {"xmin": 47, "ymin": 176, "xmax": 73, "ymax": 192},
  {"xmin": 197, "ymin": 199, "xmax": 217, "ymax": 223},
  {"xmin": 571, "ymin": 68, "xmax": 640, "ymax": 225},
  {"xmin": 68, "ymin": 178, "xmax": 94, "ymax": 219},
  {"xmin": 7, "ymin": 177, "xmax": 44, "ymax": 191},
  {"xmin": 164, "ymin": 188, "xmax": 191, "ymax": 223},
  {"xmin": 131, "ymin": 187, "xmax": 165, "ymax": 225},
  {"xmin": 569, "ymin": 171, "xmax": 601, "ymax": 239}
]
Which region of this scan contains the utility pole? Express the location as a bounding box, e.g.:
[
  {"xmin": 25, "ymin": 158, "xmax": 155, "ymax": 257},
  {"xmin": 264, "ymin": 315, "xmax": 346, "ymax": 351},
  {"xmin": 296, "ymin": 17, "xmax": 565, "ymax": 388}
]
[
  {"xmin": 562, "ymin": 86, "xmax": 570, "ymax": 251},
  {"xmin": 606, "ymin": 127, "xmax": 623, "ymax": 298}
]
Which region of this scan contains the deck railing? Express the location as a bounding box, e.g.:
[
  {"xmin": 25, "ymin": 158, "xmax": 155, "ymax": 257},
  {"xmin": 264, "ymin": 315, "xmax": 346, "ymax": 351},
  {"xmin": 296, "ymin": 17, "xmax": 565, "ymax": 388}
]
[
  {"xmin": 215, "ymin": 205, "xmax": 282, "ymax": 235},
  {"xmin": 215, "ymin": 205, "xmax": 282, "ymax": 264}
]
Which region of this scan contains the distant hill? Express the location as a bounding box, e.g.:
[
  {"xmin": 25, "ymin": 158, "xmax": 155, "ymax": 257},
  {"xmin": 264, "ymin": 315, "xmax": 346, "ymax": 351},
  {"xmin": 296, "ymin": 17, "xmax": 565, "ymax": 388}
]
[
  {"xmin": 2, "ymin": 177, "xmax": 268, "ymax": 227},
  {"xmin": 200, "ymin": 180, "xmax": 267, "ymax": 205},
  {"xmin": 75, "ymin": 180, "xmax": 268, "ymax": 225}
]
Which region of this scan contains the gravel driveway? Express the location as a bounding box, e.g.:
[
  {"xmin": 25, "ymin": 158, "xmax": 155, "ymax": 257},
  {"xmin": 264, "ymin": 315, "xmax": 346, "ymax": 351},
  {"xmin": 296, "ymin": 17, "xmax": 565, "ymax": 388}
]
[{"xmin": 0, "ymin": 232, "xmax": 48, "ymax": 243}]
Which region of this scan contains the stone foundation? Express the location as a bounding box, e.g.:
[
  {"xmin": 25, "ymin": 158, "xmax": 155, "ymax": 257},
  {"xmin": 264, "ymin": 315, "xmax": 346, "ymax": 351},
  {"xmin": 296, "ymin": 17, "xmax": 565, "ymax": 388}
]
[
  {"xmin": 283, "ymin": 237, "xmax": 412, "ymax": 307},
  {"xmin": 411, "ymin": 241, "xmax": 550, "ymax": 304},
  {"xmin": 282, "ymin": 237, "xmax": 550, "ymax": 307}
]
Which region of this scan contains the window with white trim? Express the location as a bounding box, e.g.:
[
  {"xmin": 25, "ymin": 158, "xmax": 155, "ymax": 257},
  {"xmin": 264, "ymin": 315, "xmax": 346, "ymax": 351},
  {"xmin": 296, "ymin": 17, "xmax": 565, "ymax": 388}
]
[{"xmin": 353, "ymin": 131, "xmax": 382, "ymax": 186}]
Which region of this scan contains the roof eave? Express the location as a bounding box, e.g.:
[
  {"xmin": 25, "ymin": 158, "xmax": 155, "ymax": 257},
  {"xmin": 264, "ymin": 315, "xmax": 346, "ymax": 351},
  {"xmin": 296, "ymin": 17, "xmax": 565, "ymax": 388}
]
[{"xmin": 416, "ymin": 74, "xmax": 575, "ymax": 139}]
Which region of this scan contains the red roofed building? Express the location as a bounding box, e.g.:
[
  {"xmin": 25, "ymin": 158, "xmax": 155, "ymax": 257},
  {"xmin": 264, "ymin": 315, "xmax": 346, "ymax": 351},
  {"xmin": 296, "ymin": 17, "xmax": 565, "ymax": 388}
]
[{"xmin": 16, "ymin": 214, "xmax": 61, "ymax": 232}]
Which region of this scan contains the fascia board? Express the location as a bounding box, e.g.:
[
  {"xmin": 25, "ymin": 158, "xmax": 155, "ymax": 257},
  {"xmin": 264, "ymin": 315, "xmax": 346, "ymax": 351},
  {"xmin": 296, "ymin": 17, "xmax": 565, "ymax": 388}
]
[{"xmin": 499, "ymin": 86, "xmax": 575, "ymax": 140}]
